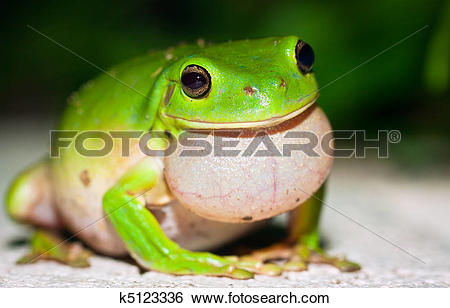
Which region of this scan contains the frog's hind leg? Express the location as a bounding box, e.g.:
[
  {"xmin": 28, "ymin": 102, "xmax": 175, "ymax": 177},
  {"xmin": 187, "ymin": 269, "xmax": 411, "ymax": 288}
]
[
  {"xmin": 6, "ymin": 161, "xmax": 91, "ymax": 267},
  {"xmin": 16, "ymin": 230, "xmax": 91, "ymax": 267},
  {"xmin": 6, "ymin": 160, "xmax": 61, "ymax": 229},
  {"xmin": 241, "ymin": 184, "xmax": 360, "ymax": 272}
]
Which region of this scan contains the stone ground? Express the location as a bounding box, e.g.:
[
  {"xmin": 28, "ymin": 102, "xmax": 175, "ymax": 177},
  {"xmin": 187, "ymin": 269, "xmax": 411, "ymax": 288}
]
[{"xmin": 0, "ymin": 117, "xmax": 449, "ymax": 287}]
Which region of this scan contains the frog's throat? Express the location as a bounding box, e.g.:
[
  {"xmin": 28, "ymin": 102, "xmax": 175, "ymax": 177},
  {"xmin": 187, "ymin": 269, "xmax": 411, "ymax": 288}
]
[{"xmin": 164, "ymin": 96, "xmax": 318, "ymax": 130}]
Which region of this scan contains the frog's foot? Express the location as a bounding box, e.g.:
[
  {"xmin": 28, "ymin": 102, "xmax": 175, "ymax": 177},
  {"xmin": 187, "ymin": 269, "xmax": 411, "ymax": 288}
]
[
  {"xmin": 17, "ymin": 230, "xmax": 91, "ymax": 268},
  {"xmin": 137, "ymin": 249, "xmax": 282, "ymax": 279},
  {"xmin": 242, "ymin": 242, "xmax": 360, "ymax": 273}
]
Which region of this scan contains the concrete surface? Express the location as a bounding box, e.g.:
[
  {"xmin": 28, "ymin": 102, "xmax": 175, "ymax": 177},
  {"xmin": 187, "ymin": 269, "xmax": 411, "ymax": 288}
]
[{"xmin": 0, "ymin": 117, "xmax": 449, "ymax": 287}]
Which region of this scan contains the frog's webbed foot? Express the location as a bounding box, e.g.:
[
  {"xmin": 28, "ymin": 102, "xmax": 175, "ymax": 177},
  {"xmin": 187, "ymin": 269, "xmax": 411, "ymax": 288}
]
[
  {"xmin": 147, "ymin": 250, "xmax": 284, "ymax": 279},
  {"xmin": 146, "ymin": 249, "xmax": 284, "ymax": 279},
  {"xmin": 241, "ymin": 242, "xmax": 360, "ymax": 273},
  {"xmin": 17, "ymin": 230, "xmax": 91, "ymax": 268}
]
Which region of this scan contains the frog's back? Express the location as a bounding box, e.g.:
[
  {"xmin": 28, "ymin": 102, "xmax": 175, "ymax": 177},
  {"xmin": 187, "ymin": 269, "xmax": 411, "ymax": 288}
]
[{"xmin": 51, "ymin": 48, "xmax": 178, "ymax": 254}]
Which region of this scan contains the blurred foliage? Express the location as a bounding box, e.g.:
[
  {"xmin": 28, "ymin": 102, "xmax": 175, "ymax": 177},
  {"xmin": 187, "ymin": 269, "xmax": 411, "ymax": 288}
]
[
  {"xmin": 424, "ymin": 0, "xmax": 449, "ymax": 95},
  {"xmin": 2, "ymin": 0, "xmax": 449, "ymax": 165}
]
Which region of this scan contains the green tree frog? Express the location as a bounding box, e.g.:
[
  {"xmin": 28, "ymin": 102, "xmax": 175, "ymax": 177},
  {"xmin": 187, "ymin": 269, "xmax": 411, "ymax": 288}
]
[{"xmin": 6, "ymin": 36, "xmax": 359, "ymax": 279}]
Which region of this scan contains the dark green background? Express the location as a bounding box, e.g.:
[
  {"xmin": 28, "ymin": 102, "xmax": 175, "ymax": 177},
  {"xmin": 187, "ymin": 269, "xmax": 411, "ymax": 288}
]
[{"xmin": 2, "ymin": 0, "xmax": 449, "ymax": 166}]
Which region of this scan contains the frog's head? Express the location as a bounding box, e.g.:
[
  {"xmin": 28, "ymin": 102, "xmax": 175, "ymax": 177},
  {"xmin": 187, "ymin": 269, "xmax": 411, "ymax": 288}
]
[{"xmin": 157, "ymin": 36, "xmax": 318, "ymax": 130}]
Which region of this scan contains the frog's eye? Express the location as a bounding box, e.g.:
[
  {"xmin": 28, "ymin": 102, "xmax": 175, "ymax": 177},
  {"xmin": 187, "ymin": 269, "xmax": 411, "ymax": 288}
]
[
  {"xmin": 181, "ymin": 65, "xmax": 211, "ymax": 99},
  {"xmin": 295, "ymin": 40, "xmax": 314, "ymax": 74}
]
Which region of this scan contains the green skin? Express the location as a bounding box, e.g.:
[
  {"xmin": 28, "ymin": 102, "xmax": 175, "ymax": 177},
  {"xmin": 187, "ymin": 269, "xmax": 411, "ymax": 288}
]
[{"xmin": 6, "ymin": 36, "xmax": 359, "ymax": 279}]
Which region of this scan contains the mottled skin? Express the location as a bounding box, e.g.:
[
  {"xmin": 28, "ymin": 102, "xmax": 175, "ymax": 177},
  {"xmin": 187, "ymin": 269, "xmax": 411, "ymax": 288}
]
[{"xmin": 6, "ymin": 36, "xmax": 359, "ymax": 279}]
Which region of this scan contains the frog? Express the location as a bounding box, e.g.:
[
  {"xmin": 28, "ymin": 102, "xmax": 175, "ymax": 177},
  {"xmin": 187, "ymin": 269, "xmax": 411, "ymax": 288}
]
[{"xmin": 6, "ymin": 36, "xmax": 360, "ymax": 279}]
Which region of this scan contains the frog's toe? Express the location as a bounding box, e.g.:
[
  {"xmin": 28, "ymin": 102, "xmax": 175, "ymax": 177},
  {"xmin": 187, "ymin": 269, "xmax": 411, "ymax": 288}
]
[
  {"xmin": 308, "ymin": 250, "xmax": 361, "ymax": 272},
  {"xmin": 232, "ymin": 256, "xmax": 282, "ymax": 276},
  {"xmin": 226, "ymin": 266, "xmax": 255, "ymax": 279},
  {"xmin": 282, "ymin": 260, "xmax": 307, "ymax": 271},
  {"xmin": 333, "ymin": 259, "xmax": 361, "ymax": 272}
]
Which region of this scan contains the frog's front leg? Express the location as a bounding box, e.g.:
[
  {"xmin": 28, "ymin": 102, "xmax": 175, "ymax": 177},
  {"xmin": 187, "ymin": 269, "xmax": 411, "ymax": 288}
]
[
  {"xmin": 103, "ymin": 158, "xmax": 280, "ymax": 279},
  {"xmin": 244, "ymin": 184, "xmax": 360, "ymax": 272}
]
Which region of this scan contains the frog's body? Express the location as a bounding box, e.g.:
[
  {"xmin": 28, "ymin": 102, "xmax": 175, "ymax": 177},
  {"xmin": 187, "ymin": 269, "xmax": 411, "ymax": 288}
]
[{"xmin": 6, "ymin": 37, "xmax": 359, "ymax": 278}]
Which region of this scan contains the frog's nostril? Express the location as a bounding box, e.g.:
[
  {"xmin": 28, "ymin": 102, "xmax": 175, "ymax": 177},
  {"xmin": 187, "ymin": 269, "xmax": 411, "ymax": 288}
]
[
  {"xmin": 278, "ymin": 77, "xmax": 286, "ymax": 88},
  {"xmin": 243, "ymin": 86, "xmax": 256, "ymax": 96}
]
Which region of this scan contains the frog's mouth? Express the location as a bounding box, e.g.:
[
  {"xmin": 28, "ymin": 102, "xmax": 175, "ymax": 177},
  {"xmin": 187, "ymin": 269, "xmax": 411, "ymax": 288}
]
[{"xmin": 166, "ymin": 97, "xmax": 317, "ymax": 130}]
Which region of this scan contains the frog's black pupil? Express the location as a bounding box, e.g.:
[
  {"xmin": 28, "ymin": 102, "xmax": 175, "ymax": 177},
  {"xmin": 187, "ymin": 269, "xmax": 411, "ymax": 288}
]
[
  {"xmin": 181, "ymin": 65, "xmax": 211, "ymax": 98},
  {"xmin": 296, "ymin": 40, "xmax": 314, "ymax": 74},
  {"xmin": 182, "ymin": 72, "xmax": 206, "ymax": 89},
  {"xmin": 298, "ymin": 43, "xmax": 314, "ymax": 67}
]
